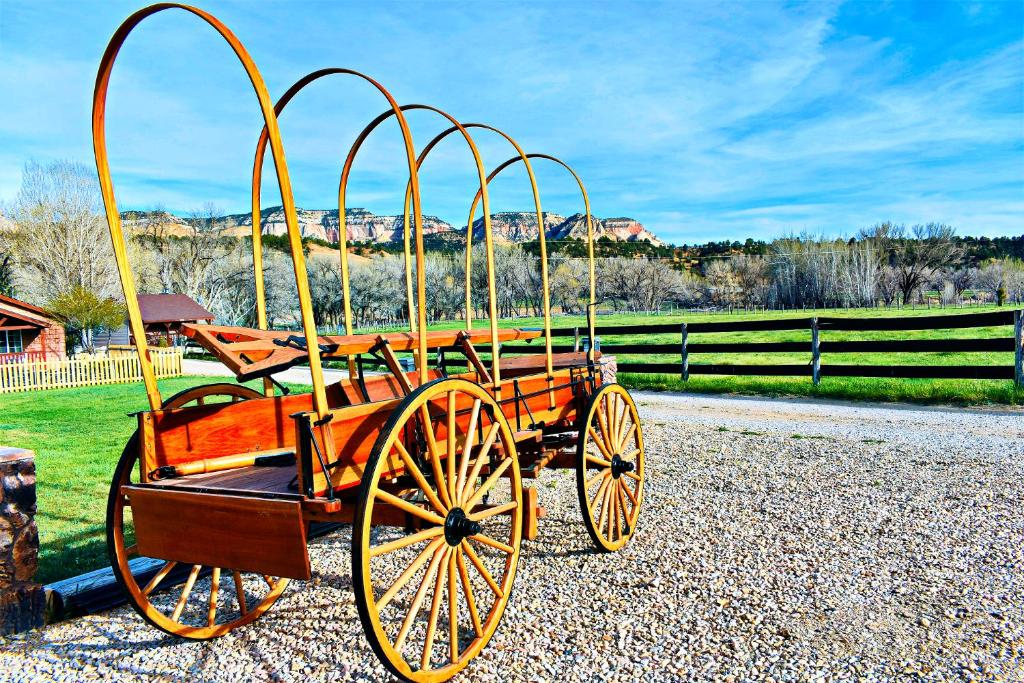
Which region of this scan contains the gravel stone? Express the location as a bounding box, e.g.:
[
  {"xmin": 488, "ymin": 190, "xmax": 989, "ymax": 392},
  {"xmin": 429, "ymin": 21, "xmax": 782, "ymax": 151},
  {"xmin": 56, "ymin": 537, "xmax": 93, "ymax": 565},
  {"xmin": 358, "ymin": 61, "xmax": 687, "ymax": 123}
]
[{"xmin": 1, "ymin": 392, "xmax": 1021, "ymax": 682}]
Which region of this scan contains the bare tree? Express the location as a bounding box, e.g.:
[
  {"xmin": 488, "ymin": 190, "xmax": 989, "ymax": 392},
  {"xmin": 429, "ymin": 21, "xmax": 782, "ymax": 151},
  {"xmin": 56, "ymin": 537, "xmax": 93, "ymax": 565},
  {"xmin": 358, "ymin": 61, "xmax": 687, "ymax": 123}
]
[
  {"xmin": 0, "ymin": 239, "xmax": 15, "ymax": 296},
  {"xmin": 885, "ymin": 223, "xmax": 962, "ymax": 304},
  {"xmin": 8, "ymin": 160, "xmax": 120, "ymax": 302},
  {"xmin": 947, "ymin": 267, "xmax": 977, "ymax": 302}
]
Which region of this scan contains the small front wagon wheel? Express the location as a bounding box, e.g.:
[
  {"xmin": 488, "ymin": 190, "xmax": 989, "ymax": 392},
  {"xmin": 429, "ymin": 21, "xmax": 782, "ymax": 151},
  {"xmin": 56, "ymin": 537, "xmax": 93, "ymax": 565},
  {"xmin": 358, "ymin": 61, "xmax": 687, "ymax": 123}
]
[
  {"xmin": 576, "ymin": 383, "xmax": 645, "ymax": 552},
  {"xmin": 353, "ymin": 378, "xmax": 523, "ymax": 683},
  {"xmin": 106, "ymin": 383, "xmax": 289, "ymax": 639}
]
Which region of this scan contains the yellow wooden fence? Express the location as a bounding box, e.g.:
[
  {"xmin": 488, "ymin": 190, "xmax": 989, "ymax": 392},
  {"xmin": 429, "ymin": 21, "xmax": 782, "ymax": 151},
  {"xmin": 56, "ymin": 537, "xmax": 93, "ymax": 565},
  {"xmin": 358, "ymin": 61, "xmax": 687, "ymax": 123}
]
[{"xmin": 0, "ymin": 349, "xmax": 183, "ymax": 394}]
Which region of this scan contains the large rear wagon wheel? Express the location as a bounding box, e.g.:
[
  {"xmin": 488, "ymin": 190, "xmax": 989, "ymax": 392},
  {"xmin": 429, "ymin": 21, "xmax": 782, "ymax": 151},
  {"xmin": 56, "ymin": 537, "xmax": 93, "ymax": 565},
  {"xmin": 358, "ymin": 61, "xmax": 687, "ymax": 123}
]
[
  {"xmin": 106, "ymin": 382, "xmax": 289, "ymax": 639},
  {"xmin": 576, "ymin": 383, "xmax": 645, "ymax": 552},
  {"xmin": 353, "ymin": 378, "xmax": 523, "ymax": 683}
]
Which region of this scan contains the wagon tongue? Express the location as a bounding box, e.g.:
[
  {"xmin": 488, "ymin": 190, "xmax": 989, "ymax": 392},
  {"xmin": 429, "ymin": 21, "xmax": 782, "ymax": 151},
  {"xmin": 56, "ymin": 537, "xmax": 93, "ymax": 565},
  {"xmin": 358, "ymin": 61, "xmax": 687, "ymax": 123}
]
[{"xmin": 444, "ymin": 508, "xmax": 482, "ymax": 546}]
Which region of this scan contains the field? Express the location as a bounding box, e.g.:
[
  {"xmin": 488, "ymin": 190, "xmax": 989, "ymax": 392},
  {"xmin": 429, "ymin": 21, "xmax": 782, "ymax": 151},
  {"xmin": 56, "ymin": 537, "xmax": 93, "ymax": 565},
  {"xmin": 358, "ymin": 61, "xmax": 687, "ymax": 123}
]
[
  {"xmin": 352, "ymin": 304, "xmax": 1023, "ymax": 405},
  {"xmin": 2, "ymin": 305, "xmax": 1020, "ymax": 585}
]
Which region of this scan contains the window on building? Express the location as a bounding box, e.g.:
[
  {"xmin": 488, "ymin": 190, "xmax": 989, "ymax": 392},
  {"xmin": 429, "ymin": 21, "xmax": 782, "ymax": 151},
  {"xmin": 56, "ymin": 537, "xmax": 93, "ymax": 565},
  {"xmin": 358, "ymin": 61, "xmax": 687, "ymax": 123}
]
[{"xmin": 1, "ymin": 330, "xmax": 24, "ymax": 354}]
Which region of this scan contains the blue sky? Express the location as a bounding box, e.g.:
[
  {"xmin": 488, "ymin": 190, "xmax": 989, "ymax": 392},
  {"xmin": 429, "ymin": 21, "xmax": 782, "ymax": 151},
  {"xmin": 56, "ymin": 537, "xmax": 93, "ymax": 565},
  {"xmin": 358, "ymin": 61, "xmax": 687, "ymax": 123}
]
[{"xmin": 0, "ymin": 0, "xmax": 1020, "ymax": 244}]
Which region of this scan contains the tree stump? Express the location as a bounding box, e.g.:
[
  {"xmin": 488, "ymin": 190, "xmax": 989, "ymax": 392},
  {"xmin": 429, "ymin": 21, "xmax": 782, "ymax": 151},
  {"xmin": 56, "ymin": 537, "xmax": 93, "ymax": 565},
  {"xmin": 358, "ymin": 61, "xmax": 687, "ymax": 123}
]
[{"xmin": 0, "ymin": 448, "xmax": 44, "ymax": 635}]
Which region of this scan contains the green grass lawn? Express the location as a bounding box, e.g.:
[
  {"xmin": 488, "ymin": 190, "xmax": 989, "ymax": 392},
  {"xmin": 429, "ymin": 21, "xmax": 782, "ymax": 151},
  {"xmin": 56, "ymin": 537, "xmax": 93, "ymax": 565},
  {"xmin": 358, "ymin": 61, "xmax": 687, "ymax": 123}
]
[
  {"xmin": 3, "ymin": 304, "xmax": 1021, "ymax": 585},
  {"xmin": 1, "ymin": 377, "xmax": 309, "ymax": 585}
]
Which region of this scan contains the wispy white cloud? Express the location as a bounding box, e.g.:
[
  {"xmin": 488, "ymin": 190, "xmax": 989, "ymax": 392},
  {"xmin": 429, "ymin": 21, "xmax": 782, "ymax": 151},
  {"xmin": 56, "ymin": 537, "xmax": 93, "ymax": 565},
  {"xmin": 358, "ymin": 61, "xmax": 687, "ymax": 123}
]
[{"xmin": 0, "ymin": 0, "xmax": 1019, "ymax": 241}]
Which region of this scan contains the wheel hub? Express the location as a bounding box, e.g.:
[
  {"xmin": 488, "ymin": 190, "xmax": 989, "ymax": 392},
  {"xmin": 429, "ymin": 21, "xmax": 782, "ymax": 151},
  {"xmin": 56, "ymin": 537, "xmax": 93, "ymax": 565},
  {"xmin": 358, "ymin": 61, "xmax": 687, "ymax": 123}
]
[
  {"xmin": 444, "ymin": 508, "xmax": 482, "ymax": 546},
  {"xmin": 610, "ymin": 454, "xmax": 635, "ymax": 479}
]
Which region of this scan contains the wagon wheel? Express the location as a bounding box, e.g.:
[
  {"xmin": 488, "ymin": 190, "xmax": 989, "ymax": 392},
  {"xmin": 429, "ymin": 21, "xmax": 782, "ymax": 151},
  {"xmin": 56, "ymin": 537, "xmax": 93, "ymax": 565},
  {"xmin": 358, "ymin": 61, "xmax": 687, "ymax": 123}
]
[
  {"xmin": 576, "ymin": 383, "xmax": 645, "ymax": 552},
  {"xmin": 353, "ymin": 378, "xmax": 523, "ymax": 683},
  {"xmin": 106, "ymin": 382, "xmax": 289, "ymax": 639}
]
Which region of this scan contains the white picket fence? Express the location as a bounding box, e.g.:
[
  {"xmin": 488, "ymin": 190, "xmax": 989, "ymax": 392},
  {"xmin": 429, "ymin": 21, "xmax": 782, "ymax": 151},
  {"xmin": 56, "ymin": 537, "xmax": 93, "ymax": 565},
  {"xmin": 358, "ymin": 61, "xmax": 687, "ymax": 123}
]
[{"xmin": 0, "ymin": 348, "xmax": 183, "ymax": 394}]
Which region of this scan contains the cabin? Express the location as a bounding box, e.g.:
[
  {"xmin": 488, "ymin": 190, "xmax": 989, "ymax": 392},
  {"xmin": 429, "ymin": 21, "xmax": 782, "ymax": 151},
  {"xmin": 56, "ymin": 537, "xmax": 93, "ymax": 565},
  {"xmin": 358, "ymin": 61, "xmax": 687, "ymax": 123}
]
[
  {"xmin": 105, "ymin": 294, "xmax": 215, "ymax": 347},
  {"xmin": 0, "ymin": 293, "xmax": 66, "ymax": 362}
]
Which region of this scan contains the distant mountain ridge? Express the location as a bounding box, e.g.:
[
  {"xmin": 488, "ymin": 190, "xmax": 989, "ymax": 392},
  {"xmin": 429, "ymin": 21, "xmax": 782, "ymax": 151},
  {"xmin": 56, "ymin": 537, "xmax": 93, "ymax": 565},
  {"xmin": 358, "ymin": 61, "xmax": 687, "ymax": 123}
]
[{"xmin": 122, "ymin": 207, "xmax": 663, "ymax": 246}]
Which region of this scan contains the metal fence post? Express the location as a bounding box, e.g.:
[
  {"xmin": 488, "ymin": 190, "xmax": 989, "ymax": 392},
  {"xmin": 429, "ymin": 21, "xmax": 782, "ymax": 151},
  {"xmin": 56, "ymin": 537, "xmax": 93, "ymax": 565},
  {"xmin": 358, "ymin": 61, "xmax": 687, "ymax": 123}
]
[
  {"xmin": 811, "ymin": 317, "xmax": 821, "ymax": 386},
  {"xmin": 680, "ymin": 322, "xmax": 689, "ymax": 381},
  {"xmin": 573, "ymin": 327, "xmax": 580, "ymax": 353},
  {"xmin": 1015, "ymin": 310, "xmax": 1023, "ymax": 388}
]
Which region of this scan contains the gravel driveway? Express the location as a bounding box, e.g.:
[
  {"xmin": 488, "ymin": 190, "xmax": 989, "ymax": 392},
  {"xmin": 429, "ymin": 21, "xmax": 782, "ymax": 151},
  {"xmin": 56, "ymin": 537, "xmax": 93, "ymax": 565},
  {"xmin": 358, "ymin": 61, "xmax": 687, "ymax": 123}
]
[{"xmin": 2, "ymin": 393, "xmax": 1022, "ymax": 682}]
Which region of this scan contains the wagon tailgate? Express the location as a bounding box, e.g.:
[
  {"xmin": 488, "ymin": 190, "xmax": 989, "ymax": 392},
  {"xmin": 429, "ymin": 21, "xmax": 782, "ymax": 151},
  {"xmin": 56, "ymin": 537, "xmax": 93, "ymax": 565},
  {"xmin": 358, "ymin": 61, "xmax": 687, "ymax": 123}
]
[{"xmin": 124, "ymin": 486, "xmax": 311, "ymax": 580}]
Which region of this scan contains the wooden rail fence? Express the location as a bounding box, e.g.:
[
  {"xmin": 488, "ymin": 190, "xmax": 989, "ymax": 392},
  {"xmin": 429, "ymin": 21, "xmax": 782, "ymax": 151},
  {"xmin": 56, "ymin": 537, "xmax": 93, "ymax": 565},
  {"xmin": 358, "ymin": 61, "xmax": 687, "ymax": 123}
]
[
  {"xmin": 0, "ymin": 348, "xmax": 182, "ymax": 394},
  {"xmin": 503, "ymin": 310, "xmax": 1024, "ymax": 387}
]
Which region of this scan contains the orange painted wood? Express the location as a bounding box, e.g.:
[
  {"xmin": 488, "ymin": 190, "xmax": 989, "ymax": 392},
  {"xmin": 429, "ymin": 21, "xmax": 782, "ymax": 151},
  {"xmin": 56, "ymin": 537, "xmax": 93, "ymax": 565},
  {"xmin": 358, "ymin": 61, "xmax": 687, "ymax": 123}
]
[
  {"xmin": 125, "ymin": 486, "xmax": 311, "ymax": 580},
  {"xmin": 145, "ymin": 392, "xmax": 315, "ymax": 473}
]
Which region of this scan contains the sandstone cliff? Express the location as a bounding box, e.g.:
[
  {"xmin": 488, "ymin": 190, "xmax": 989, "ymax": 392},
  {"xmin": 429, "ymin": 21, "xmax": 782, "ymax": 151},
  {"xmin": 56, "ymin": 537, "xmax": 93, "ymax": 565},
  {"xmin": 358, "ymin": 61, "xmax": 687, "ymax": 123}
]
[{"xmin": 122, "ymin": 206, "xmax": 662, "ymax": 246}]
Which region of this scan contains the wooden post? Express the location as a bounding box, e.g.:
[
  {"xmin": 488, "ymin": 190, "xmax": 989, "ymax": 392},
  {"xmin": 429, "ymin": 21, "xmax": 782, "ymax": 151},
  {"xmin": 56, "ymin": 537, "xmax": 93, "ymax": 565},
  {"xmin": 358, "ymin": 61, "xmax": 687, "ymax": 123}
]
[
  {"xmin": 1015, "ymin": 309, "xmax": 1023, "ymax": 389},
  {"xmin": 811, "ymin": 317, "xmax": 821, "ymax": 386},
  {"xmin": 680, "ymin": 322, "xmax": 689, "ymax": 381}
]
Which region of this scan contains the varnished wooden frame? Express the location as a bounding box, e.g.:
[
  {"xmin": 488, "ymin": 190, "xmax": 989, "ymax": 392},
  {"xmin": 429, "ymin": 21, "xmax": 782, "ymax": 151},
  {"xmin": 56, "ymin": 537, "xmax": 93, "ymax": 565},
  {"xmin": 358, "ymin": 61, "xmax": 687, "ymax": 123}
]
[
  {"xmin": 468, "ymin": 154, "xmax": 598, "ymax": 364},
  {"xmin": 249, "ymin": 69, "xmax": 425, "ymax": 383},
  {"xmin": 337, "ymin": 104, "xmax": 505, "ymax": 398}
]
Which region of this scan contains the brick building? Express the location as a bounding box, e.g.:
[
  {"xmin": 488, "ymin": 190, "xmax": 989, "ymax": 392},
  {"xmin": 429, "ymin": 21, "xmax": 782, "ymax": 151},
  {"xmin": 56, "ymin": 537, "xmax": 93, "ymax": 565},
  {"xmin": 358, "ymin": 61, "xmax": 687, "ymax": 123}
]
[{"xmin": 0, "ymin": 294, "xmax": 66, "ymax": 362}]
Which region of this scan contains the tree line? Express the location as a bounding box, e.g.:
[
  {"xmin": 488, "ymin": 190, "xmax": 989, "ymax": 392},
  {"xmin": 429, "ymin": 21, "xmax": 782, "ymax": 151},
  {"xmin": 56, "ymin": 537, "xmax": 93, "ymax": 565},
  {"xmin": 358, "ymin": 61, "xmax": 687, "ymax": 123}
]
[{"xmin": 1, "ymin": 161, "xmax": 1021, "ymax": 349}]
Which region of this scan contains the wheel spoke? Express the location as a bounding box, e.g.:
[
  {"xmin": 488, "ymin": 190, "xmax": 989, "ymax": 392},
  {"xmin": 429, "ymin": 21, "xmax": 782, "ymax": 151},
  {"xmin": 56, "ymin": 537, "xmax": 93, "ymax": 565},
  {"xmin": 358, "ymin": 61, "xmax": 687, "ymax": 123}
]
[
  {"xmin": 263, "ymin": 575, "xmax": 275, "ymax": 588},
  {"xmin": 612, "ymin": 481, "xmax": 621, "ymax": 541},
  {"xmin": 587, "ymin": 427, "xmax": 614, "ymax": 462},
  {"xmin": 596, "ymin": 396, "xmax": 612, "ymax": 452},
  {"xmin": 207, "ymin": 567, "xmax": 220, "ymax": 627},
  {"xmin": 586, "ymin": 468, "xmax": 609, "ymax": 490},
  {"xmin": 460, "ymin": 422, "xmax": 500, "ymax": 504},
  {"xmin": 142, "ymin": 561, "xmax": 176, "ymax": 596},
  {"xmin": 376, "ymin": 489, "xmax": 446, "ymax": 526},
  {"xmin": 446, "ymin": 391, "xmax": 457, "ymax": 503},
  {"xmin": 621, "ymin": 477, "xmax": 639, "ymax": 506},
  {"xmin": 233, "ymin": 570, "xmax": 248, "ymax": 615},
  {"xmin": 624, "ymin": 480, "xmax": 642, "ymax": 525},
  {"xmin": 171, "ymin": 564, "xmax": 202, "ymax": 621},
  {"xmin": 614, "ymin": 396, "xmax": 627, "ymax": 448},
  {"xmin": 590, "ymin": 472, "xmax": 612, "ymax": 512},
  {"xmin": 618, "ymin": 422, "xmax": 637, "ymax": 454},
  {"xmin": 456, "ymin": 548, "xmax": 483, "ymax": 637},
  {"xmin": 395, "ymin": 544, "xmax": 447, "ymax": 652},
  {"xmin": 463, "ymin": 457, "xmax": 512, "ymax": 511},
  {"xmin": 447, "ymin": 549, "xmax": 459, "ymax": 664},
  {"xmin": 618, "ymin": 480, "xmax": 634, "ymax": 529},
  {"xmin": 394, "ymin": 439, "xmax": 446, "ymax": 514},
  {"xmin": 462, "ymin": 540, "xmax": 502, "ymax": 597},
  {"xmin": 421, "ymin": 546, "xmax": 450, "ymax": 669},
  {"xmin": 467, "ymin": 500, "xmax": 517, "ymax": 521},
  {"xmin": 597, "ymin": 479, "xmax": 614, "ymax": 538},
  {"xmin": 608, "ymin": 394, "xmax": 620, "ymax": 450},
  {"xmin": 369, "ymin": 526, "xmax": 445, "ymax": 558},
  {"xmin": 377, "ymin": 537, "xmax": 446, "ymax": 612},
  {"xmin": 605, "ymin": 482, "xmax": 616, "ymax": 540},
  {"xmin": 469, "ymin": 532, "xmax": 515, "ymax": 556},
  {"xmin": 624, "ymin": 470, "xmax": 642, "ymax": 483},
  {"xmin": 420, "ymin": 404, "xmax": 453, "ymax": 510},
  {"xmin": 455, "ymin": 400, "xmax": 482, "ymax": 504}
]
